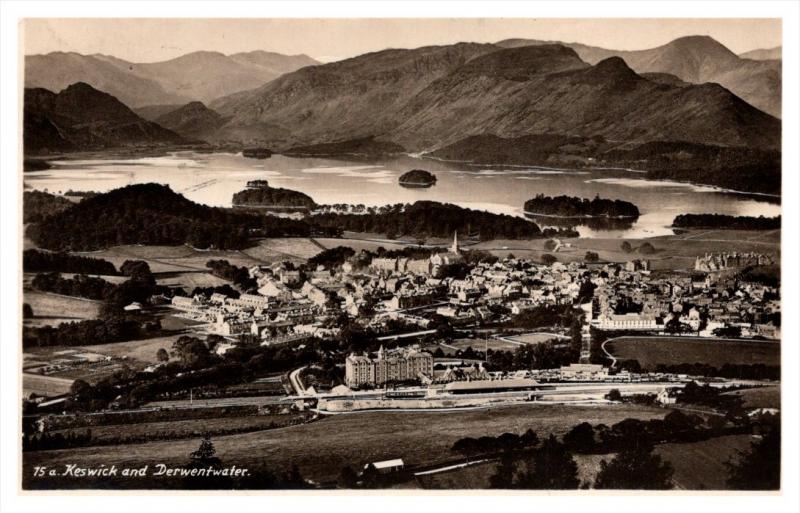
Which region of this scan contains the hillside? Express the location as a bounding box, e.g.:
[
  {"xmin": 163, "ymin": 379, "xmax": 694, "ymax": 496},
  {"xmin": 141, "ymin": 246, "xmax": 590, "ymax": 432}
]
[
  {"xmin": 210, "ymin": 43, "xmax": 498, "ymax": 148},
  {"xmin": 496, "ymin": 36, "xmax": 781, "ymax": 117},
  {"xmin": 26, "ymin": 51, "xmax": 319, "ymax": 107},
  {"xmin": 431, "ymin": 135, "xmax": 782, "ymax": 195},
  {"xmin": 390, "ymin": 48, "xmax": 779, "ymax": 151},
  {"xmin": 152, "ymin": 101, "xmax": 227, "ymax": 141},
  {"xmin": 26, "ymin": 183, "xmax": 326, "ymax": 251},
  {"xmin": 23, "ymin": 83, "xmax": 185, "ymax": 155}
]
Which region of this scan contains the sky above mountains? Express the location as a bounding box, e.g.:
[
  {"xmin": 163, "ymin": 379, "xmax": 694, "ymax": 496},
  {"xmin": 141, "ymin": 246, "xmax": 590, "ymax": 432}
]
[{"xmin": 24, "ymin": 18, "xmax": 780, "ymax": 63}]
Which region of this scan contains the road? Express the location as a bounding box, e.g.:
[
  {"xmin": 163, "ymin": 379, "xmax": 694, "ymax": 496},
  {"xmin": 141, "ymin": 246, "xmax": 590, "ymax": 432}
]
[
  {"xmin": 289, "ymin": 366, "xmax": 307, "ymax": 396},
  {"xmin": 377, "ymin": 329, "xmax": 438, "ymax": 341}
]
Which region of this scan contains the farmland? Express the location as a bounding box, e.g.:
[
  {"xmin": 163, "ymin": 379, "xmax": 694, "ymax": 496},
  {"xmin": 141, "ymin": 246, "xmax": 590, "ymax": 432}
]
[
  {"xmin": 722, "ymin": 385, "xmax": 780, "ymax": 409},
  {"xmin": 23, "ymin": 290, "xmax": 101, "ymax": 328},
  {"xmin": 23, "ymin": 403, "xmax": 664, "ymax": 489},
  {"xmin": 605, "ymin": 336, "xmax": 780, "ymax": 369},
  {"xmin": 23, "ymin": 373, "xmax": 74, "ymax": 397},
  {"xmin": 655, "ymin": 434, "xmax": 755, "ymax": 490}
]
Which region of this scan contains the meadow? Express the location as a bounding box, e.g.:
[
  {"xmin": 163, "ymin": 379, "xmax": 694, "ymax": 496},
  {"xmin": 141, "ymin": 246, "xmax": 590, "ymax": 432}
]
[
  {"xmin": 606, "ymin": 336, "xmax": 780, "ymax": 369},
  {"xmin": 23, "ymin": 403, "xmax": 665, "ymax": 489}
]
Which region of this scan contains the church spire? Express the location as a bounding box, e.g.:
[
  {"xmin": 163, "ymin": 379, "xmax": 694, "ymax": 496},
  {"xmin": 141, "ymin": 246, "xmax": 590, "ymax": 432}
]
[{"xmin": 451, "ymin": 231, "xmax": 459, "ymax": 254}]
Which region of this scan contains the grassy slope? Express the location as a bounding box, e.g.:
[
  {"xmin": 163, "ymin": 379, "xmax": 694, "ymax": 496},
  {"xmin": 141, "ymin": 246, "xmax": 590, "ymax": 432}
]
[{"xmin": 24, "ymin": 403, "xmax": 664, "ymax": 488}]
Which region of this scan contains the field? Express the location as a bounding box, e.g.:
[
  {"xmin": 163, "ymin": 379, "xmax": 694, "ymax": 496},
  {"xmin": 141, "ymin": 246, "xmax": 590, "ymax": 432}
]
[
  {"xmin": 445, "ymin": 338, "xmax": 520, "ymax": 352},
  {"xmin": 467, "ymin": 229, "xmax": 780, "ymax": 270},
  {"xmin": 723, "ymin": 385, "xmax": 780, "ymax": 409},
  {"xmin": 606, "ymin": 336, "xmax": 780, "ymax": 369},
  {"xmin": 22, "ymin": 373, "xmax": 74, "ymax": 397},
  {"xmin": 155, "ymin": 271, "xmax": 229, "ymax": 290},
  {"xmin": 53, "ymin": 414, "xmax": 297, "ymax": 443},
  {"xmin": 655, "ymin": 434, "xmax": 755, "ymax": 490},
  {"xmin": 76, "ymin": 333, "xmax": 186, "ymax": 364},
  {"xmin": 23, "ymin": 403, "xmax": 665, "ymax": 488},
  {"xmin": 23, "ymin": 290, "xmax": 101, "ymax": 327}
]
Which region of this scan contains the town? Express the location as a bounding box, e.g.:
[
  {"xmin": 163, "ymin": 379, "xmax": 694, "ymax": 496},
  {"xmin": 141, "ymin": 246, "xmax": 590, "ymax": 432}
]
[{"xmin": 155, "ymin": 232, "xmax": 781, "ymax": 412}]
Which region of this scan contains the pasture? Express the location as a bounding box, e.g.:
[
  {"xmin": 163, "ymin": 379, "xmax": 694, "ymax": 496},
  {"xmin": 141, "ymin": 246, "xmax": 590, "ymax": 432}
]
[
  {"xmin": 606, "ymin": 336, "xmax": 780, "ymax": 369},
  {"xmin": 24, "ymin": 403, "xmax": 664, "ymax": 488},
  {"xmin": 23, "ymin": 290, "xmax": 101, "ymax": 327}
]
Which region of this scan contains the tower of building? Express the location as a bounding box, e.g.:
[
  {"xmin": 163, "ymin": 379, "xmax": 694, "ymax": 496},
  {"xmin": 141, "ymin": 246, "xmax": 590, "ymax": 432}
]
[{"xmin": 451, "ymin": 231, "xmax": 460, "ymax": 254}]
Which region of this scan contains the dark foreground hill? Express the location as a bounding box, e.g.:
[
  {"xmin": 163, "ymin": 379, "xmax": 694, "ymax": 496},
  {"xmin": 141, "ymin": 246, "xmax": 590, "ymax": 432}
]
[
  {"xmin": 27, "ymin": 184, "xmax": 558, "ymax": 251},
  {"xmin": 26, "ymin": 183, "xmax": 329, "ymax": 251},
  {"xmin": 23, "ymin": 83, "xmax": 185, "ymax": 155}
]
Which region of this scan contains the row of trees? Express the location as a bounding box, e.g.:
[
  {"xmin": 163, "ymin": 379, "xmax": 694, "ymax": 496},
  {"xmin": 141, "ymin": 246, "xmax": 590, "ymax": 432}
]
[
  {"xmin": 205, "ymin": 260, "xmax": 257, "ymax": 290},
  {"xmin": 23, "ymin": 249, "xmax": 118, "ymax": 275},
  {"xmin": 673, "ymin": 214, "xmax": 781, "ymax": 231}
]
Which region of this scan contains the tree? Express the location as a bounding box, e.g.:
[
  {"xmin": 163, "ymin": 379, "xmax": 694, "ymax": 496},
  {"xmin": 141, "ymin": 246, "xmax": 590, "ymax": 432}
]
[
  {"xmin": 638, "ymin": 242, "xmax": 657, "ymax": 255},
  {"xmin": 337, "ymin": 465, "xmax": 359, "ymax": 488},
  {"xmin": 69, "ymin": 379, "xmax": 93, "ymax": 402},
  {"xmin": 541, "ymin": 253, "xmax": 557, "ymax": 265},
  {"xmin": 156, "ymin": 348, "xmax": 169, "ymax": 362},
  {"xmin": 23, "ymin": 303, "xmax": 34, "ymax": 319},
  {"xmin": 489, "ymin": 454, "xmax": 517, "ymax": 488},
  {"xmin": 594, "ymin": 445, "xmax": 673, "ymax": 489},
  {"xmin": 726, "ymin": 426, "xmax": 780, "ymax": 490},
  {"xmin": 515, "ymin": 435, "xmax": 580, "ymax": 489},
  {"xmin": 620, "ymin": 241, "xmax": 632, "ymax": 253},
  {"xmin": 544, "ymin": 239, "xmax": 558, "ymax": 251},
  {"xmin": 188, "ymin": 436, "xmax": 221, "ymax": 469},
  {"xmin": 605, "ymin": 389, "xmax": 622, "ymax": 402},
  {"xmin": 563, "ymin": 422, "xmax": 596, "ymax": 453},
  {"xmin": 584, "ymin": 251, "xmax": 600, "ymax": 263},
  {"xmin": 172, "ymin": 336, "xmax": 213, "ymax": 367}
]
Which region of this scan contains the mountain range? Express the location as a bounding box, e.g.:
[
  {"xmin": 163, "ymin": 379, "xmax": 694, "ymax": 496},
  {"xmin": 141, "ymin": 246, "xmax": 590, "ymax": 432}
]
[
  {"xmin": 206, "ymin": 42, "xmax": 779, "ymax": 152},
  {"xmin": 25, "ymin": 50, "xmax": 319, "ymax": 107},
  {"xmin": 23, "ymin": 36, "xmax": 782, "ymax": 195},
  {"xmin": 496, "ymin": 36, "xmax": 781, "ymax": 117}
]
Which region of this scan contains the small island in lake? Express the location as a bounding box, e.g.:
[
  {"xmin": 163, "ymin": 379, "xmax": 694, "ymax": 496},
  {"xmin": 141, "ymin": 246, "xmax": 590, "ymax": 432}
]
[
  {"xmin": 524, "ymin": 194, "xmax": 640, "ymax": 218},
  {"xmin": 242, "ymin": 147, "xmax": 273, "ymax": 159},
  {"xmin": 232, "ymin": 181, "xmax": 317, "ymax": 210},
  {"xmin": 398, "ymin": 169, "xmax": 437, "ymax": 188}
]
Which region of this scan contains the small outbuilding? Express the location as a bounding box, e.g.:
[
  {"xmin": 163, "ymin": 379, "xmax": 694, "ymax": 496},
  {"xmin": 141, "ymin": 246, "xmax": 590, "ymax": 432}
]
[{"xmin": 364, "ymin": 458, "xmax": 405, "ymax": 474}]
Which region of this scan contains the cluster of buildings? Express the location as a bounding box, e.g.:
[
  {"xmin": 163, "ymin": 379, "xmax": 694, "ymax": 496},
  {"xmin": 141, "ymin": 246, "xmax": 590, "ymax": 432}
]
[
  {"xmin": 694, "ymin": 252, "xmax": 773, "ymax": 273},
  {"xmin": 169, "ymin": 232, "xmax": 780, "ymax": 364}
]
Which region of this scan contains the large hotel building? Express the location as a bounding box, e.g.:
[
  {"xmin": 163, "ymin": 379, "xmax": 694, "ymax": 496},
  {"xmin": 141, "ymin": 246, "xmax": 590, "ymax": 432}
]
[{"xmin": 345, "ymin": 346, "xmax": 434, "ymax": 387}]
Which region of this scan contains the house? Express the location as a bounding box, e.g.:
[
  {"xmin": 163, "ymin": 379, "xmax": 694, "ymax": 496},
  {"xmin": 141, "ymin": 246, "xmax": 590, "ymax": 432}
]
[{"xmin": 656, "ymin": 387, "xmax": 678, "ymax": 405}]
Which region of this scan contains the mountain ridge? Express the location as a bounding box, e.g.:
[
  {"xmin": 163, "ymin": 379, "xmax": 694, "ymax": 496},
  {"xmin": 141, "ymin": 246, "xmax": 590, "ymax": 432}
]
[
  {"xmin": 495, "ymin": 35, "xmax": 781, "ymax": 117},
  {"xmin": 26, "ymin": 50, "xmax": 320, "ymax": 107}
]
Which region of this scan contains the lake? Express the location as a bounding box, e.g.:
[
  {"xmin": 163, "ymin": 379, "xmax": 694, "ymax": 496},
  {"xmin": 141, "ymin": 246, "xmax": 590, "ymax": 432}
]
[{"xmin": 23, "ymin": 151, "xmax": 781, "ymax": 239}]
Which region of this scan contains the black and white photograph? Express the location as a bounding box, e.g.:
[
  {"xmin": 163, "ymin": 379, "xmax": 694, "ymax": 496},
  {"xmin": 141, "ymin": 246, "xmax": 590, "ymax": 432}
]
[{"xmin": 1, "ymin": 2, "xmax": 799, "ymax": 509}]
